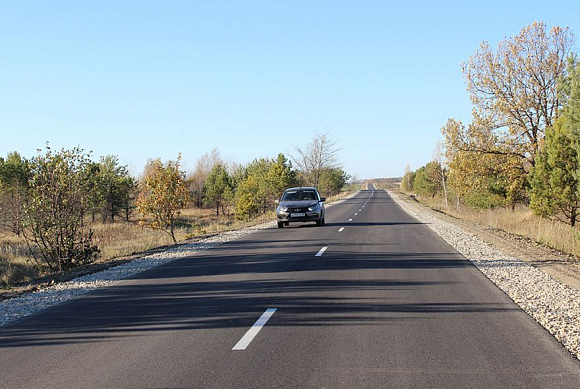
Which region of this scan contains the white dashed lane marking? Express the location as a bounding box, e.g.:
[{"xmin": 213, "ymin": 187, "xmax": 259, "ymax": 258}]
[
  {"xmin": 232, "ymin": 308, "xmax": 277, "ymax": 350},
  {"xmin": 315, "ymin": 247, "xmax": 328, "ymax": 257}
]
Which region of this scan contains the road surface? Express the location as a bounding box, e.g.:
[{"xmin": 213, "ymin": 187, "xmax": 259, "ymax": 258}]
[{"xmin": 1, "ymin": 184, "xmax": 579, "ymax": 388}]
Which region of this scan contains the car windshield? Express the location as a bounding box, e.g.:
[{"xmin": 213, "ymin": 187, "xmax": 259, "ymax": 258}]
[{"xmin": 282, "ymin": 190, "xmax": 318, "ymax": 201}]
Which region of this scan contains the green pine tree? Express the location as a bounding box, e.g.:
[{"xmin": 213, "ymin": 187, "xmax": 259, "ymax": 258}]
[
  {"xmin": 530, "ymin": 121, "xmax": 580, "ymax": 225},
  {"xmin": 530, "ymin": 56, "xmax": 580, "ymax": 226},
  {"xmin": 204, "ymin": 164, "xmax": 232, "ymax": 216}
]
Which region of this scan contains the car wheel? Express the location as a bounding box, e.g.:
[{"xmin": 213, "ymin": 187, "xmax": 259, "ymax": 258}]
[
  {"xmin": 322, "ymin": 217, "xmax": 325, "ymax": 225},
  {"xmin": 316, "ymin": 218, "xmax": 322, "ymax": 226},
  {"xmin": 277, "ymin": 222, "xmax": 284, "ymax": 228},
  {"xmin": 285, "ymin": 222, "xmax": 289, "ymax": 226}
]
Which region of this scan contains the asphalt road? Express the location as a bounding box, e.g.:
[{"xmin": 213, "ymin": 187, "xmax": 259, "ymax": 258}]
[{"xmin": 1, "ymin": 184, "xmax": 580, "ymax": 388}]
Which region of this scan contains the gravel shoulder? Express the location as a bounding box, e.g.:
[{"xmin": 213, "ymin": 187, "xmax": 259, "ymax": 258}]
[
  {"xmin": 396, "ymin": 191, "xmax": 580, "ymax": 291},
  {"xmin": 388, "ymin": 189, "xmax": 580, "ymax": 361},
  {"xmin": 0, "ymin": 191, "xmax": 358, "ymax": 327}
]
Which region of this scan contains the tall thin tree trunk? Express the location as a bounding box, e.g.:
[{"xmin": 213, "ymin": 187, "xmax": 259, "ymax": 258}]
[
  {"xmin": 170, "ymin": 216, "xmax": 177, "ymax": 243},
  {"xmin": 442, "ymin": 173, "xmax": 448, "ymax": 209},
  {"xmin": 439, "ymin": 165, "xmax": 448, "ymax": 209}
]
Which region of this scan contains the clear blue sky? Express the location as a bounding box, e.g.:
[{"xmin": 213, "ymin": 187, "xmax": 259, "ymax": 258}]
[{"xmin": 1, "ymin": 1, "xmax": 579, "ymax": 178}]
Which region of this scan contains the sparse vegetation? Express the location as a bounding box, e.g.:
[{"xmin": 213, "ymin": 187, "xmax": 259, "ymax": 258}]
[
  {"xmin": 0, "ymin": 133, "xmax": 352, "ymax": 290},
  {"xmin": 404, "ymin": 192, "xmax": 580, "ymax": 257}
]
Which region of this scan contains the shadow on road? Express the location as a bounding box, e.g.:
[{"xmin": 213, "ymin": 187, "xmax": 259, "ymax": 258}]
[{"xmin": 0, "ymin": 241, "xmax": 516, "ymax": 348}]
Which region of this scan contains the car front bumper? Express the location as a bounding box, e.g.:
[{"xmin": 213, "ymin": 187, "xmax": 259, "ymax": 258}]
[{"xmin": 276, "ymin": 211, "xmax": 321, "ymax": 222}]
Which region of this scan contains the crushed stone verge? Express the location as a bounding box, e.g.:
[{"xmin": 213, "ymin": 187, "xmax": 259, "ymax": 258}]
[
  {"xmin": 0, "ymin": 221, "xmax": 276, "ymax": 326},
  {"xmin": 388, "ymin": 190, "xmax": 580, "ymax": 360},
  {"xmin": 0, "ymin": 191, "xmax": 358, "ymax": 327}
]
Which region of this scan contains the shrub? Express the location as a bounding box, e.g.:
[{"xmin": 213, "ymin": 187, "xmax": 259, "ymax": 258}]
[{"xmin": 24, "ymin": 146, "xmax": 99, "ymax": 272}]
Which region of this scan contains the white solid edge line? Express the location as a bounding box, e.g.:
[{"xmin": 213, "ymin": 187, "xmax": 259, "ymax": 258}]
[
  {"xmin": 338, "ymin": 227, "xmax": 345, "ymax": 232},
  {"xmin": 232, "ymin": 308, "xmax": 277, "ymax": 350},
  {"xmin": 315, "ymin": 246, "xmax": 328, "ymax": 256}
]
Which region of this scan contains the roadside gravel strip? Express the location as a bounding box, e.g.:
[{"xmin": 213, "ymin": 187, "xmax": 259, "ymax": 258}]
[
  {"xmin": 0, "ymin": 193, "xmax": 357, "ymax": 327},
  {"xmin": 0, "ymin": 221, "xmax": 276, "ymax": 327},
  {"xmin": 387, "ymin": 190, "xmax": 580, "ymax": 361}
]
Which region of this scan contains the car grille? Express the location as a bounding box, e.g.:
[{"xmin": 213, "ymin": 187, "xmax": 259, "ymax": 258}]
[{"xmin": 291, "ymin": 207, "xmax": 308, "ymax": 212}]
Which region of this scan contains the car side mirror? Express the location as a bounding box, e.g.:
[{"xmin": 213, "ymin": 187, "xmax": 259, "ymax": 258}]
[
  {"xmin": 275, "ymin": 199, "xmax": 280, "ymax": 204},
  {"xmin": 320, "ymin": 197, "xmax": 326, "ymax": 202}
]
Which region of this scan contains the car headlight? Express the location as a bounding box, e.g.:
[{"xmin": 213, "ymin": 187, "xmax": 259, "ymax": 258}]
[
  {"xmin": 308, "ymin": 204, "xmax": 319, "ymax": 211},
  {"xmin": 279, "ymin": 206, "xmax": 288, "ymax": 212}
]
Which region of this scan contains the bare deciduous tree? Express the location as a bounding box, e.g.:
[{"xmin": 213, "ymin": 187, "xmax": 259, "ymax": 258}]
[
  {"xmin": 188, "ymin": 148, "xmax": 221, "ymax": 207},
  {"xmin": 432, "ymin": 141, "xmax": 449, "ymax": 209},
  {"xmin": 291, "ymin": 131, "xmax": 341, "ymax": 188}
]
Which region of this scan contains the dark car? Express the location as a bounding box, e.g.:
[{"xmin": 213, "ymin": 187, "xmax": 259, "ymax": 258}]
[{"xmin": 275, "ymin": 187, "xmax": 326, "ymax": 228}]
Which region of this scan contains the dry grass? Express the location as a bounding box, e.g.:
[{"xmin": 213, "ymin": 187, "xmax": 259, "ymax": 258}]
[
  {"xmin": 324, "ymin": 185, "xmax": 360, "ymax": 203},
  {"xmin": 411, "ymin": 193, "xmax": 580, "ymax": 257},
  {"xmin": 0, "ymin": 209, "xmax": 220, "ymax": 287},
  {"xmin": 91, "ymin": 223, "xmax": 177, "ymax": 259},
  {"xmin": 0, "ymin": 233, "xmax": 37, "ymax": 287},
  {"xmin": 0, "ymin": 188, "xmax": 358, "ymax": 289}
]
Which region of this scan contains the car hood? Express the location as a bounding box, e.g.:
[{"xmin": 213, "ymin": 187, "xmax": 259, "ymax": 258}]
[{"xmin": 280, "ymin": 200, "xmax": 319, "ymax": 208}]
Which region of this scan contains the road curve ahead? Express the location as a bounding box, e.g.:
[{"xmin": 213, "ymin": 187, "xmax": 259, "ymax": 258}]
[{"xmin": 1, "ymin": 184, "xmax": 580, "ymax": 388}]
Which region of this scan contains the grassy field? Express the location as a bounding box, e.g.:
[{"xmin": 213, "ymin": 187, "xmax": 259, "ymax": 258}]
[
  {"xmin": 0, "ymin": 233, "xmax": 33, "ymax": 287},
  {"xmin": 400, "ymin": 190, "xmax": 580, "ymax": 257},
  {"xmin": 0, "ymin": 187, "xmax": 361, "ymax": 289},
  {"xmin": 0, "ymin": 208, "xmax": 268, "ymax": 288}
]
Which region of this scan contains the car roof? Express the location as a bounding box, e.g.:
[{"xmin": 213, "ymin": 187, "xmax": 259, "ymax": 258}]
[{"xmin": 284, "ymin": 187, "xmax": 318, "ymax": 191}]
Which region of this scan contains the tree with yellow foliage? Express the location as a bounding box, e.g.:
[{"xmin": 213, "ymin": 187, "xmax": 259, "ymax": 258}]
[
  {"xmin": 462, "ymin": 21, "xmax": 574, "ymax": 165},
  {"xmin": 442, "ymin": 118, "xmax": 527, "ymax": 207},
  {"xmin": 136, "ymin": 155, "xmax": 188, "ymax": 243}
]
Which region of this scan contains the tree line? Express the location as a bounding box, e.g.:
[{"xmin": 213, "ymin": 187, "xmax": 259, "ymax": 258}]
[
  {"xmin": 0, "ymin": 132, "xmax": 349, "ymax": 272},
  {"xmin": 403, "ymin": 22, "xmax": 580, "ymax": 226}
]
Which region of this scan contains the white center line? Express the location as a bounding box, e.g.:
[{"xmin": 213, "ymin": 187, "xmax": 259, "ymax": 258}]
[
  {"xmin": 232, "ymin": 308, "xmax": 277, "ymax": 350},
  {"xmin": 348, "ymin": 218, "xmax": 353, "ymax": 222},
  {"xmin": 354, "ymin": 213, "xmax": 358, "ymax": 216},
  {"xmin": 315, "ymin": 246, "xmax": 328, "ymax": 256},
  {"xmin": 359, "ymin": 209, "xmax": 362, "ymax": 211},
  {"xmin": 338, "ymin": 227, "xmax": 345, "ymax": 232}
]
